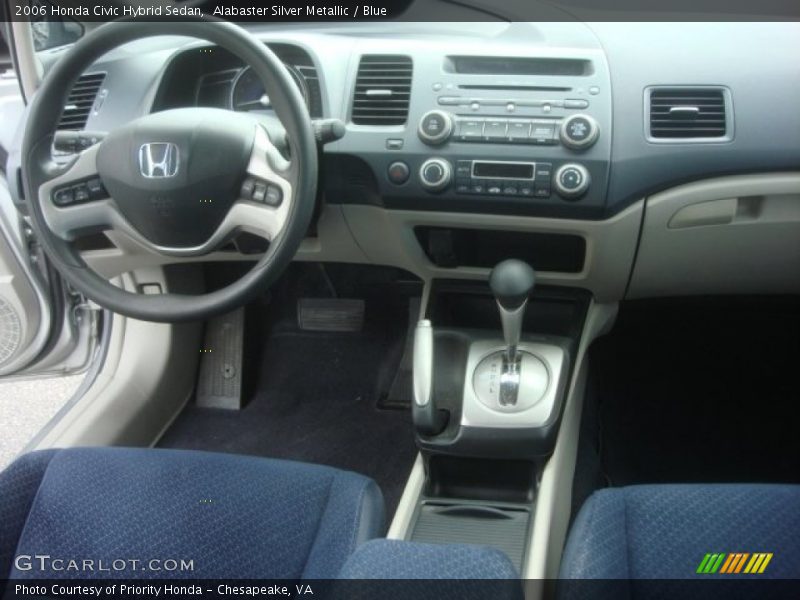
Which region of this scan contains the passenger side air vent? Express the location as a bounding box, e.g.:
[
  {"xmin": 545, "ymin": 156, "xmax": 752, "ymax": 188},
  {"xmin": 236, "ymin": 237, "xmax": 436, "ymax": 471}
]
[
  {"xmin": 57, "ymin": 73, "xmax": 106, "ymax": 130},
  {"xmin": 647, "ymin": 87, "xmax": 730, "ymax": 141},
  {"xmin": 352, "ymin": 55, "xmax": 412, "ymax": 126}
]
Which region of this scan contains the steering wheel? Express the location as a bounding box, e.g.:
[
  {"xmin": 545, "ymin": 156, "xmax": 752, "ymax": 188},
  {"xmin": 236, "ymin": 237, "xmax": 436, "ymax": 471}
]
[{"xmin": 21, "ymin": 20, "xmax": 318, "ymax": 322}]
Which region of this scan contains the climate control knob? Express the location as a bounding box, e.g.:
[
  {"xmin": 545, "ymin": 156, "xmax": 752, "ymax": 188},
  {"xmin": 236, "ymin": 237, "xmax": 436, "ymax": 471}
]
[
  {"xmin": 419, "ymin": 158, "xmax": 452, "ymax": 192},
  {"xmin": 553, "ymin": 163, "xmax": 591, "ymax": 200},
  {"xmin": 559, "ymin": 114, "xmax": 600, "ymax": 150},
  {"xmin": 418, "ymin": 110, "xmax": 455, "ymax": 145}
]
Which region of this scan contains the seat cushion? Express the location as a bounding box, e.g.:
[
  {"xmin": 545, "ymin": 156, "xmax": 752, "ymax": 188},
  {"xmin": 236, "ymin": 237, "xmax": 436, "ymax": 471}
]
[
  {"xmin": 336, "ymin": 539, "xmax": 523, "ymax": 600},
  {"xmin": 1, "ymin": 447, "xmax": 384, "ymax": 579},
  {"xmin": 339, "ymin": 539, "xmax": 520, "ymax": 579},
  {"xmin": 560, "ymin": 484, "xmax": 800, "ymax": 586}
]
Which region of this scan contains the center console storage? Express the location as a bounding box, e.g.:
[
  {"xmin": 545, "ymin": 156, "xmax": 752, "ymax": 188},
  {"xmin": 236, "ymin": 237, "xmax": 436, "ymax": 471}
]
[
  {"xmin": 409, "ymin": 456, "xmax": 538, "ymax": 571},
  {"xmin": 415, "ymin": 226, "xmax": 586, "ymax": 272}
]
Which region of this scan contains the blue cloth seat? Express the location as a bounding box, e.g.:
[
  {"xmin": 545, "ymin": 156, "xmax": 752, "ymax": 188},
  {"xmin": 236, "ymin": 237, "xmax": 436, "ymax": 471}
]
[
  {"xmin": 334, "ymin": 540, "xmax": 523, "ymax": 600},
  {"xmin": 0, "ymin": 447, "xmax": 384, "ymax": 579},
  {"xmin": 559, "ymin": 484, "xmax": 800, "ymax": 598}
]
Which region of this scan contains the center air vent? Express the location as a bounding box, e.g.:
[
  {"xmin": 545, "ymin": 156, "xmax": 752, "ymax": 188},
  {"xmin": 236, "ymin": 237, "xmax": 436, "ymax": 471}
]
[
  {"xmin": 352, "ymin": 55, "xmax": 412, "ymax": 126},
  {"xmin": 58, "ymin": 72, "xmax": 106, "ymax": 131},
  {"xmin": 647, "ymin": 87, "xmax": 730, "ymax": 141}
]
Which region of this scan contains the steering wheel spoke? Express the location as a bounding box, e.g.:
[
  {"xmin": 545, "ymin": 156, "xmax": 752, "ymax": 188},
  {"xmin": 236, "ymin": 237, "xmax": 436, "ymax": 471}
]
[
  {"xmin": 39, "ymin": 144, "xmax": 117, "ymax": 241},
  {"xmin": 232, "ymin": 124, "xmax": 294, "ymax": 242}
]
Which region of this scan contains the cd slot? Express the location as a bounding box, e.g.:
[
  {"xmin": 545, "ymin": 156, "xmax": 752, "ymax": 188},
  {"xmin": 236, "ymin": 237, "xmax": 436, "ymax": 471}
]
[
  {"xmin": 459, "ymin": 84, "xmax": 571, "ymax": 92},
  {"xmin": 445, "ymin": 56, "xmax": 592, "ymax": 77}
]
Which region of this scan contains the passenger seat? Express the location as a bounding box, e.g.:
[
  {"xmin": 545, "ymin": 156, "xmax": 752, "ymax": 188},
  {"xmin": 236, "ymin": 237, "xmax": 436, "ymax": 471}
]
[{"xmin": 559, "ymin": 484, "xmax": 800, "ymax": 596}]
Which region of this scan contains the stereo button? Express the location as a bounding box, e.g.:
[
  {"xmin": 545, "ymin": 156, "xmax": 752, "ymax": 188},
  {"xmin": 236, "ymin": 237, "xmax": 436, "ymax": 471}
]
[
  {"xmin": 560, "ymin": 114, "xmax": 600, "ymax": 150},
  {"xmin": 565, "ymin": 99, "xmax": 590, "ymax": 109},
  {"xmin": 418, "ymin": 110, "xmax": 454, "ymax": 145},
  {"xmin": 530, "ymin": 122, "xmax": 556, "ymax": 144},
  {"xmin": 457, "ymin": 119, "xmax": 484, "ymax": 141},
  {"xmin": 483, "ymin": 120, "xmax": 508, "ymax": 141},
  {"xmin": 507, "ymin": 121, "xmax": 531, "ymax": 141}
]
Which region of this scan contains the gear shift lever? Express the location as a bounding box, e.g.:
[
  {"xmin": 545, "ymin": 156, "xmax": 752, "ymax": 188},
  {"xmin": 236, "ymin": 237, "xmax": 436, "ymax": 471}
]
[
  {"xmin": 489, "ymin": 260, "xmax": 536, "ymax": 405},
  {"xmin": 490, "ymin": 259, "xmax": 536, "ymax": 362}
]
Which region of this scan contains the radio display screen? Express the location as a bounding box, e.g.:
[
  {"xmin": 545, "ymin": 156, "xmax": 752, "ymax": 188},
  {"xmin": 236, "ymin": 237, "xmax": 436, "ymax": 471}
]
[{"xmin": 472, "ymin": 162, "xmax": 534, "ymax": 180}]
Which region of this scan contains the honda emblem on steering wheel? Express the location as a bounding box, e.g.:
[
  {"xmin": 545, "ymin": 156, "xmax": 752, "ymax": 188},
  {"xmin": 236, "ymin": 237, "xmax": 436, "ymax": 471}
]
[{"xmin": 139, "ymin": 142, "xmax": 180, "ymax": 178}]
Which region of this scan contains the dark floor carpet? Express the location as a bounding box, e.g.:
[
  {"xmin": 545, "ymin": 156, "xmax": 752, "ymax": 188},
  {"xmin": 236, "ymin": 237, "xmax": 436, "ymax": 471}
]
[
  {"xmin": 589, "ymin": 297, "xmax": 800, "ymax": 487},
  {"xmin": 158, "ymin": 329, "xmax": 417, "ymax": 522}
]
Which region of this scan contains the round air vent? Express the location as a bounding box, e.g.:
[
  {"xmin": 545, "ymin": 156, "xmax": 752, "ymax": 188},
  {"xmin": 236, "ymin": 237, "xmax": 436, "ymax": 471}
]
[{"xmin": 0, "ymin": 296, "xmax": 22, "ymax": 367}]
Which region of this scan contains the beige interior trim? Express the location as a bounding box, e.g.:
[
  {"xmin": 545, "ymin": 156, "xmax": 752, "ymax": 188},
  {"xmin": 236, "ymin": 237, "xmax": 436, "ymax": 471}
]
[
  {"xmin": 629, "ymin": 172, "xmax": 800, "ymax": 298},
  {"xmin": 80, "ymin": 204, "xmax": 369, "ymax": 279},
  {"xmin": 9, "ymin": 21, "xmax": 41, "ymax": 100},
  {"xmin": 524, "ymin": 300, "xmax": 618, "ymax": 584},
  {"xmin": 341, "ymin": 203, "xmax": 643, "ymax": 303},
  {"xmin": 30, "ymin": 270, "xmax": 201, "ymax": 450},
  {"xmin": 387, "ymin": 453, "xmax": 425, "ymax": 539}
]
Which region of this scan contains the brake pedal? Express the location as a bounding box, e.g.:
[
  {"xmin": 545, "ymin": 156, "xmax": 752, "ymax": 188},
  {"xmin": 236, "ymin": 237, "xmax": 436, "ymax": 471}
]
[{"xmin": 297, "ymin": 298, "xmax": 365, "ymax": 332}]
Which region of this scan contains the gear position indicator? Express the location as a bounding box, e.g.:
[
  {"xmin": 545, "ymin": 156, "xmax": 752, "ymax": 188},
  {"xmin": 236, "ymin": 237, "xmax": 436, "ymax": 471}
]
[{"xmin": 472, "ymin": 350, "xmax": 550, "ymax": 413}]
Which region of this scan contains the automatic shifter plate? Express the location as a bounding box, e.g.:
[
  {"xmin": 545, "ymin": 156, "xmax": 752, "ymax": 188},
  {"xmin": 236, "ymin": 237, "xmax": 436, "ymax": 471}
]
[{"xmin": 472, "ymin": 350, "xmax": 550, "ymax": 413}]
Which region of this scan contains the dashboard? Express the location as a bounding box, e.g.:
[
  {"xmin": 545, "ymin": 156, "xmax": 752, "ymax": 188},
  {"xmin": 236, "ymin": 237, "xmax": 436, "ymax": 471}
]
[
  {"xmin": 12, "ymin": 21, "xmax": 800, "ymax": 302},
  {"xmin": 56, "ymin": 22, "xmax": 800, "ymax": 221}
]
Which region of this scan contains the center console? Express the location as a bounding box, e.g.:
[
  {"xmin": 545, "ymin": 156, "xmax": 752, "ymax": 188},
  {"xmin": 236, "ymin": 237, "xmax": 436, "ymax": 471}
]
[
  {"xmin": 328, "ymin": 41, "xmax": 612, "ymax": 219},
  {"xmin": 401, "ymin": 260, "xmax": 590, "ymax": 572},
  {"xmin": 412, "ymin": 261, "xmax": 585, "ymax": 461}
]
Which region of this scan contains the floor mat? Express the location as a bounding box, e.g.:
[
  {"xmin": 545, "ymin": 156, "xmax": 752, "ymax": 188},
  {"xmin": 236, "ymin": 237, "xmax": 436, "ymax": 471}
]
[
  {"xmin": 159, "ymin": 328, "xmax": 417, "ymax": 522},
  {"xmin": 591, "ymin": 297, "xmax": 800, "ymax": 487}
]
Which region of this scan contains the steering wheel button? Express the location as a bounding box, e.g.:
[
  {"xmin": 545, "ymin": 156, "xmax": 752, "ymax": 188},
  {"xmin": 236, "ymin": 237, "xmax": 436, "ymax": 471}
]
[
  {"xmin": 240, "ymin": 178, "xmax": 256, "ymax": 198},
  {"xmin": 73, "ymin": 186, "xmax": 90, "ymax": 203},
  {"xmin": 252, "ymin": 182, "xmax": 267, "ymax": 203},
  {"xmin": 53, "ymin": 188, "xmax": 75, "ymax": 206},
  {"xmin": 264, "ymin": 185, "xmax": 283, "ymax": 207},
  {"xmin": 86, "ymin": 178, "xmax": 107, "ymax": 199}
]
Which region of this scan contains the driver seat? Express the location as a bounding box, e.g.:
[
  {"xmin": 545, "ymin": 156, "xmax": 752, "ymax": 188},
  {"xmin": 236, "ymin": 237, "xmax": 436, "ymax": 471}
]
[{"xmin": 0, "ymin": 447, "xmax": 384, "ymax": 579}]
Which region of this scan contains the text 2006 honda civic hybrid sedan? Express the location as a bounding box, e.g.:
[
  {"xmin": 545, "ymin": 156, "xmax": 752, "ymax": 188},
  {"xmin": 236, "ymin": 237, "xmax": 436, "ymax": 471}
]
[{"xmin": 0, "ymin": 2, "xmax": 798, "ymax": 599}]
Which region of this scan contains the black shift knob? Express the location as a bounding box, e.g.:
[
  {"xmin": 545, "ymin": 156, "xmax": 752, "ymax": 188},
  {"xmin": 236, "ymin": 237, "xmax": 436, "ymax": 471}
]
[{"xmin": 489, "ymin": 259, "xmax": 536, "ymax": 310}]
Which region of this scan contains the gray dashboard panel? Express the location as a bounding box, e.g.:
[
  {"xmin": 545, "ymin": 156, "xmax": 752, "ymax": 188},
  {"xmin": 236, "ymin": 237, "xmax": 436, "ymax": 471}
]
[
  {"xmin": 587, "ymin": 22, "xmax": 800, "ymax": 214},
  {"xmin": 18, "ymin": 22, "xmax": 800, "ymax": 222},
  {"xmin": 6, "ymin": 20, "xmax": 798, "ymax": 304}
]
